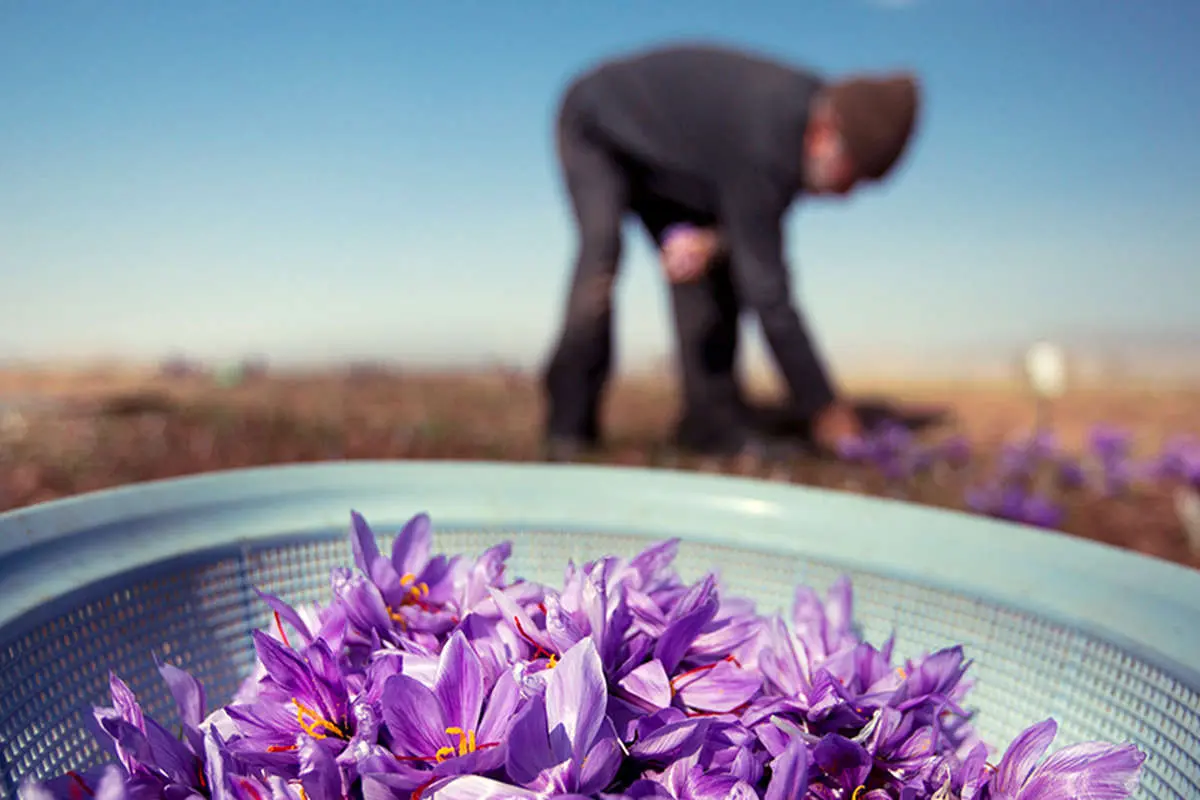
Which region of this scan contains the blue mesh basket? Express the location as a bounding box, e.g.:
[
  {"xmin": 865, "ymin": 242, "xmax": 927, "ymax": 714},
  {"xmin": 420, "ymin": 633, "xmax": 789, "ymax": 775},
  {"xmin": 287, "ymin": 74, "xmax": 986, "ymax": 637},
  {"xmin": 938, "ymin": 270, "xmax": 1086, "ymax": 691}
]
[{"xmin": 1, "ymin": 461, "xmax": 1198, "ymax": 799}]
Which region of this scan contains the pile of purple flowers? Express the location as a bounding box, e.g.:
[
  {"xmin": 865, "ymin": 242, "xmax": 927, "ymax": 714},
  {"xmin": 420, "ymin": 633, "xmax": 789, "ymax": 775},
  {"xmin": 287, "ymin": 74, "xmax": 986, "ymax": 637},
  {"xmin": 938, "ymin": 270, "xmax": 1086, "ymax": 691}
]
[
  {"xmin": 24, "ymin": 512, "xmax": 1147, "ymax": 800},
  {"xmin": 840, "ymin": 423, "xmax": 1200, "ymax": 532}
]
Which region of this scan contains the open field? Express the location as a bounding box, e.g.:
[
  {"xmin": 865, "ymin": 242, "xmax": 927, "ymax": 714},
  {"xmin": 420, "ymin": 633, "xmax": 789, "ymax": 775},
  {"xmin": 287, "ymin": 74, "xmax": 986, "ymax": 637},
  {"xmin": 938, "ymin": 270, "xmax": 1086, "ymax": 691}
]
[{"xmin": 1, "ymin": 366, "xmax": 1198, "ymax": 570}]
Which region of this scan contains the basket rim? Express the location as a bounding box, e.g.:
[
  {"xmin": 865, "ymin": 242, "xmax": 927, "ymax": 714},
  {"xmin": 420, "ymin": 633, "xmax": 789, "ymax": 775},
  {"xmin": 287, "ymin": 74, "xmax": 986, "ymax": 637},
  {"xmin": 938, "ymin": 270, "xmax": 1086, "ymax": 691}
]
[{"xmin": 1, "ymin": 460, "xmax": 1198, "ymax": 690}]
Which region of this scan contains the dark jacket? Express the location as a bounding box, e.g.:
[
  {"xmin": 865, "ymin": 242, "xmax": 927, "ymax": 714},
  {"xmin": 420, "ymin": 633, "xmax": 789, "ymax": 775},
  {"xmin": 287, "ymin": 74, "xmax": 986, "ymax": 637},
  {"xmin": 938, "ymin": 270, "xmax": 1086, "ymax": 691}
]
[{"xmin": 567, "ymin": 43, "xmax": 834, "ymax": 416}]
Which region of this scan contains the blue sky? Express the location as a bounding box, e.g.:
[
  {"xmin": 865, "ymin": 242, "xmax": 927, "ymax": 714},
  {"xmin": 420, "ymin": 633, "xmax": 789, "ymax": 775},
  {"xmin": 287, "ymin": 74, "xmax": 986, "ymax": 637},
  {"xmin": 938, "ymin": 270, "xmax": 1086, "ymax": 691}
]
[{"xmin": 2, "ymin": 0, "xmax": 1198, "ymax": 374}]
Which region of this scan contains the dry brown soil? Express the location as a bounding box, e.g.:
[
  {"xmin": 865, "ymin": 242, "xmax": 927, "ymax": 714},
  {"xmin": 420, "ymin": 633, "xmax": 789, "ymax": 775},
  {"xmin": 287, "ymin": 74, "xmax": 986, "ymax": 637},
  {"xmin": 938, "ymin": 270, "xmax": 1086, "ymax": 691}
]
[{"xmin": 1, "ymin": 367, "xmax": 1197, "ymax": 570}]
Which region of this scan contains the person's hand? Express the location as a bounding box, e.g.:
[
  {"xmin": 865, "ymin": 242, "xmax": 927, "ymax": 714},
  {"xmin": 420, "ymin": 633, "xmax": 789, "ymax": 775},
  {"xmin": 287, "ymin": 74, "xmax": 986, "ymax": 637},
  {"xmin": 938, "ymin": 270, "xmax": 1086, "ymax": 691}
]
[
  {"xmin": 812, "ymin": 401, "xmax": 864, "ymax": 454},
  {"xmin": 660, "ymin": 226, "xmax": 721, "ymax": 284}
]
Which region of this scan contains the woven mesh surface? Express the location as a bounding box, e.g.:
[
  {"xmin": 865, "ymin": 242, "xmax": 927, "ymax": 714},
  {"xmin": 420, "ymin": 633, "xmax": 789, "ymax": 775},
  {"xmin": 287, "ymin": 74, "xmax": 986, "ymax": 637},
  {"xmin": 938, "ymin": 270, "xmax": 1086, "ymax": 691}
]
[{"xmin": 2, "ymin": 529, "xmax": 1198, "ymax": 799}]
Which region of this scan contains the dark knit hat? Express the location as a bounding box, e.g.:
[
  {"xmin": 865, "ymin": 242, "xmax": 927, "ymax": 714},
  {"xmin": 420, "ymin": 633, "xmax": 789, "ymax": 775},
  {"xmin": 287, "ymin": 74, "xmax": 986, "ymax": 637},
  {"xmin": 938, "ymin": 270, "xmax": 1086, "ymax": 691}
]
[{"xmin": 825, "ymin": 73, "xmax": 921, "ymax": 181}]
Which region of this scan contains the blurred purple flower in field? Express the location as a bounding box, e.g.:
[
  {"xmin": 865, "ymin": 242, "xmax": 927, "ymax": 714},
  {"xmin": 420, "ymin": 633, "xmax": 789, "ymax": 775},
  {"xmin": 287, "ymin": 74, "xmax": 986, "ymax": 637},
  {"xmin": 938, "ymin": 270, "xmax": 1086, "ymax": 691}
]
[
  {"xmin": 1054, "ymin": 457, "xmax": 1087, "ymax": 491},
  {"xmin": 1152, "ymin": 435, "xmax": 1200, "ymax": 488},
  {"xmin": 939, "ymin": 435, "xmax": 972, "ymax": 469},
  {"xmin": 965, "ymin": 484, "xmax": 1065, "ymax": 529},
  {"xmin": 1088, "ymin": 424, "xmax": 1132, "ymax": 464}
]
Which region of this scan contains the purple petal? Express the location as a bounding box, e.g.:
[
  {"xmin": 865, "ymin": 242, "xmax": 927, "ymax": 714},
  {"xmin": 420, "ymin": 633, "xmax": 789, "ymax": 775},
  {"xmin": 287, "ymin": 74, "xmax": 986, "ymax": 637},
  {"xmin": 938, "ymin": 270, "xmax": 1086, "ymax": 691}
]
[
  {"xmin": 204, "ymin": 728, "xmax": 233, "ymax": 800},
  {"xmin": 254, "ymin": 590, "xmax": 315, "ymax": 647},
  {"xmin": 675, "ymin": 660, "xmax": 761, "ymax": 713},
  {"xmin": 380, "ymin": 674, "xmax": 448, "ymax": 757},
  {"xmin": 691, "ymin": 772, "xmax": 759, "ymax": 800},
  {"xmin": 392, "ymin": 513, "xmax": 433, "ymax": 578},
  {"xmin": 824, "ymin": 576, "xmax": 854, "ymax": 639},
  {"xmin": 545, "ymin": 639, "xmax": 608, "ymax": 763},
  {"xmin": 577, "ymin": 736, "xmax": 623, "ymax": 796},
  {"xmin": 619, "ymin": 779, "xmax": 678, "ymax": 799},
  {"xmin": 581, "ymin": 571, "xmax": 608, "ymax": 653},
  {"xmin": 143, "ymin": 715, "xmax": 202, "ymax": 785},
  {"xmin": 618, "ymin": 660, "xmax": 671, "ymax": 711},
  {"xmin": 655, "ymin": 598, "xmax": 718, "ymax": 674},
  {"xmin": 1021, "ymin": 741, "xmax": 1146, "ymax": 800},
  {"xmin": 156, "ymin": 659, "xmax": 207, "ymax": 730},
  {"xmin": 628, "ymin": 718, "xmax": 709, "ymax": 762},
  {"xmin": 334, "ymin": 567, "xmax": 396, "ymax": 632},
  {"xmin": 626, "ymin": 539, "xmax": 681, "ymax": 587},
  {"xmin": 764, "ymin": 736, "xmax": 810, "ymax": 800},
  {"xmin": 109, "ymin": 673, "xmax": 145, "ymax": 731},
  {"xmin": 625, "ymin": 588, "xmax": 668, "ymax": 637},
  {"xmin": 544, "ymin": 594, "xmax": 588, "ymax": 657},
  {"xmin": 250, "ymin": 631, "xmax": 315, "ymax": 698},
  {"xmin": 489, "ymin": 586, "xmax": 556, "ymax": 655},
  {"xmin": 992, "ymin": 718, "xmax": 1058, "ymax": 795},
  {"xmin": 421, "ymin": 776, "xmax": 538, "ymax": 799},
  {"xmin": 95, "ymin": 715, "xmax": 155, "ymax": 773},
  {"xmin": 266, "ymin": 777, "xmax": 306, "ymax": 800},
  {"xmin": 298, "ymin": 737, "xmax": 342, "ymax": 800},
  {"xmin": 812, "ymin": 734, "xmax": 872, "ymax": 790},
  {"xmin": 350, "ymin": 511, "xmax": 383, "ymax": 577},
  {"xmin": 477, "ymin": 667, "xmax": 523, "ymax": 744},
  {"xmin": 433, "ymin": 631, "xmax": 486, "ymax": 733},
  {"xmin": 505, "ymin": 694, "xmax": 558, "ymax": 785}
]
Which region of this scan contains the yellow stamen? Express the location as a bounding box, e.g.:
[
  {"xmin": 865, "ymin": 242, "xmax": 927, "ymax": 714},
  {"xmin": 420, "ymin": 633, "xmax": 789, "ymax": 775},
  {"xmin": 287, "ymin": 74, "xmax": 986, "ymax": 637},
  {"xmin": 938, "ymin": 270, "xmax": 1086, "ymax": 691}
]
[
  {"xmin": 852, "ymin": 786, "xmax": 866, "ymax": 800},
  {"xmin": 397, "ymin": 573, "xmax": 431, "ymax": 604},
  {"xmin": 547, "ymin": 654, "xmax": 559, "ymax": 669},
  {"xmin": 293, "ymin": 700, "xmax": 345, "ymax": 739},
  {"xmin": 897, "ymin": 667, "xmax": 907, "ymax": 679},
  {"xmin": 437, "ymin": 726, "xmax": 479, "ymax": 761}
]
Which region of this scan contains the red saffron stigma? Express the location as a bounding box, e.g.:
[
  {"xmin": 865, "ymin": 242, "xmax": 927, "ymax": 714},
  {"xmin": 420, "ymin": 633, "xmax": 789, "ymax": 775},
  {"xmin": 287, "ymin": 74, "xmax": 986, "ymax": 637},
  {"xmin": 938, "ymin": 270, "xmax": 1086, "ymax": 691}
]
[
  {"xmin": 512, "ymin": 616, "xmax": 555, "ymax": 661},
  {"xmin": 671, "ymin": 655, "xmax": 742, "ymax": 694},
  {"xmin": 66, "ymin": 771, "xmax": 94, "ymax": 798},
  {"xmin": 394, "ymin": 740, "xmax": 501, "ymax": 765},
  {"xmin": 273, "ymin": 611, "xmax": 291, "ymax": 648},
  {"xmin": 239, "ymin": 779, "xmax": 265, "ymax": 800},
  {"xmin": 684, "ymin": 701, "xmax": 752, "ymax": 718},
  {"xmin": 410, "ymin": 777, "xmax": 436, "ymax": 800}
]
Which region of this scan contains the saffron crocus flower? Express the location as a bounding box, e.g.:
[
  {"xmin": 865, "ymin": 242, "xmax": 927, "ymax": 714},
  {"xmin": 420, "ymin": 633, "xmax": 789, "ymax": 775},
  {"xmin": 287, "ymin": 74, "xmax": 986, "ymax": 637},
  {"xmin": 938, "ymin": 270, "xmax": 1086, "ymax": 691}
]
[
  {"xmin": 90, "ymin": 671, "xmax": 212, "ymax": 797},
  {"xmin": 790, "ymin": 576, "xmax": 860, "ymax": 666},
  {"xmin": 503, "ymin": 638, "xmax": 623, "ymax": 796},
  {"xmin": 348, "ymin": 511, "xmax": 463, "ymax": 640},
  {"xmin": 376, "ymin": 631, "xmax": 523, "ymax": 789},
  {"xmin": 223, "ymin": 632, "xmax": 355, "ymax": 771},
  {"xmin": 982, "ymin": 718, "xmax": 1145, "ymax": 800}
]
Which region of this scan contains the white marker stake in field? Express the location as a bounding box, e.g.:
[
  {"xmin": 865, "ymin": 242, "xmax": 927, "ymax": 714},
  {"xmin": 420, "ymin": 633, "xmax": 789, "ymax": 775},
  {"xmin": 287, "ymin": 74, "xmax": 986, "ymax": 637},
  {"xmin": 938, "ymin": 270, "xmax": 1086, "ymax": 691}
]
[{"xmin": 1024, "ymin": 341, "xmax": 1067, "ymax": 432}]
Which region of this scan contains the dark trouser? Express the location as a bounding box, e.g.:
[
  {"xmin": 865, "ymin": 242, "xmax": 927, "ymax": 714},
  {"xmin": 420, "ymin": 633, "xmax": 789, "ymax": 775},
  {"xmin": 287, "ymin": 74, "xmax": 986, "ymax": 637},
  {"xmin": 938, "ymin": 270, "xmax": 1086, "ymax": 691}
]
[
  {"xmin": 542, "ymin": 85, "xmax": 627, "ymax": 446},
  {"xmin": 540, "ymin": 88, "xmax": 755, "ymax": 455},
  {"xmin": 633, "ymin": 203, "xmax": 751, "ymax": 455}
]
